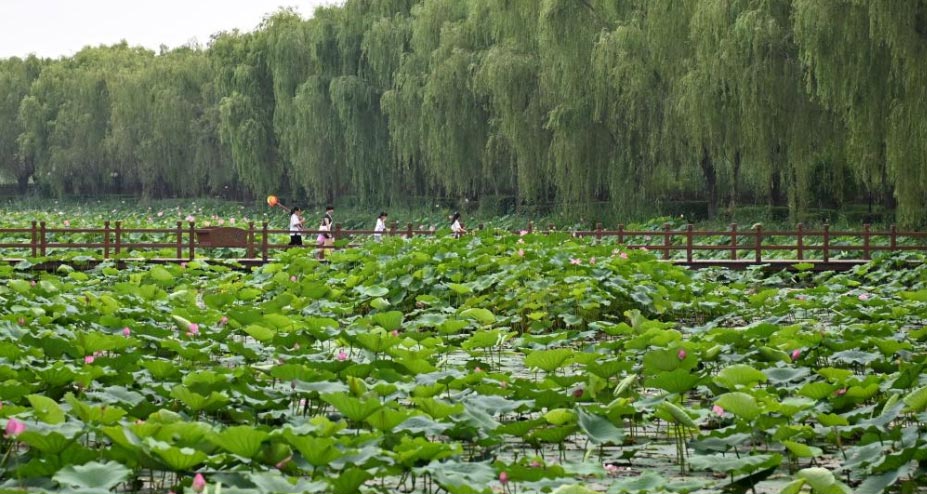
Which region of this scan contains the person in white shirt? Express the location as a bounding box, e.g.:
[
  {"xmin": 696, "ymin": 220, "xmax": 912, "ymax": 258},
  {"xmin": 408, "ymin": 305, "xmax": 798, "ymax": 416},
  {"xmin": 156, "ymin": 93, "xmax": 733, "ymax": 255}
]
[
  {"xmin": 450, "ymin": 212, "xmax": 466, "ymax": 238},
  {"xmin": 288, "ymin": 207, "xmax": 303, "ymax": 246},
  {"xmin": 374, "ymin": 212, "xmax": 388, "ymax": 242}
]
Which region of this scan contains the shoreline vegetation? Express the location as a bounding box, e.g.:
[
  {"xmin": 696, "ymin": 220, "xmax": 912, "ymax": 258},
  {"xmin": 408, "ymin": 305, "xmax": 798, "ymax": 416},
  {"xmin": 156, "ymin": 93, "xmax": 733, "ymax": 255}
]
[{"xmin": 2, "ymin": 1, "xmax": 925, "ymax": 225}]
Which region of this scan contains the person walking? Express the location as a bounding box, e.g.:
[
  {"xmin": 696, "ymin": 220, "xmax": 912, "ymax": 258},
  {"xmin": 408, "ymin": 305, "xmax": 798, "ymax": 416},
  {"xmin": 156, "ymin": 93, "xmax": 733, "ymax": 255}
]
[
  {"xmin": 317, "ymin": 206, "xmax": 334, "ymax": 259},
  {"xmin": 288, "ymin": 207, "xmax": 303, "ymax": 246},
  {"xmin": 374, "ymin": 212, "xmax": 388, "ymax": 242},
  {"xmin": 450, "ymin": 212, "xmax": 466, "ymax": 238}
]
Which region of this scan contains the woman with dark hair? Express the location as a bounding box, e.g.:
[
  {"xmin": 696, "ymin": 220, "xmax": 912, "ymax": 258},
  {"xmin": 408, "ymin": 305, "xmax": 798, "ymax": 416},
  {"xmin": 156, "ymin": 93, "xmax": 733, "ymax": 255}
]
[
  {"xmin": 450, "ymin": 212, "xmax": 466, "ymax": 238},
  {"xmin": 374, "ymin": 212, "xmax": 388, "ymax": 242},
  {"xmin": 317, "ymin": 206, "xmax": 334, "ymax": 259},
  {"xmin": 288, "ymin": 207, "xmax": 303, "ymax": 246}
]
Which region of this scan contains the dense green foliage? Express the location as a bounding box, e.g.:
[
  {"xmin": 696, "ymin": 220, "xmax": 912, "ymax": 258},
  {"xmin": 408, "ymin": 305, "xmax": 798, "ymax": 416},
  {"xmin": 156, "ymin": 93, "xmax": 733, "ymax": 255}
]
[
  {"xmin": 1, "ymin": 1, "xmax": 925, "ymax": 224},
  {"xmin": 5, "ymin": 230, "xmax": 927, "ymax": 492}
]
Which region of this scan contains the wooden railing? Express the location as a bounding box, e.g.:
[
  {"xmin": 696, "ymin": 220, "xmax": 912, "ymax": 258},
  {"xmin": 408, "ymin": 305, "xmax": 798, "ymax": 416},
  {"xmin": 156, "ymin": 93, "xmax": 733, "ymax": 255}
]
[
  {"xmin": 551, "ymin": 222, "xmax": 927, "ymax": 267},
  {"xmin": 2, "ymin": 220, "xmax": 926, "ymax": 269},
  {"xmin": 0, "ymin": 221, "xmax": 435, "ymax": 264}
]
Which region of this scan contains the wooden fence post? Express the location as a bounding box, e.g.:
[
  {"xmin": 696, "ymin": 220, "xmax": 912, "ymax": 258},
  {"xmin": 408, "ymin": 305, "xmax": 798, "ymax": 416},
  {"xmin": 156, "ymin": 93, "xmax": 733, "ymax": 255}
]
[
  {"xmin": 115, "ymin": 222, "xmax": 122, "ymax": 256},
  {"xmin": 890, "ymin": 224, "xmax": 897, "ymax": 252},
  {"xmin": 796, "ymin": 223, "xmax": 804, "ymax": 260},
  {"xmin": 662, "ymin": 223, "xmax": 671, "ymax": 260},
  {"xmin": 247, "ymin": 222, "xmax": 255, "ymax": 258},
  {"xmin": 407, "ymin": 223, "xmax": 414, "ymax": 238},
  {"xmin": 617, "ymin": 224, "xmax": 625, "ymax": 244},
  {"xmin": 754, "ymin": 224, "xmax": 762, "ymax": 263},
  {"xmin": 261, "ymin": 222, "xmax": 269, "ymax": 262},
  {"xmin": 188, "ymin": 222, "xmax": 195, "ymax": 261},
  {"xmin": 863, "ymin": 223, "xmax": 871, "ymax": 260},
  {"xmin": 730, "ymin": 223, "xmax": 738, "ymax": 260},
  {"xmin": 822, "ymin": 224, "xmax": 830, "ymax": 263},
  {"xmin": 40, "ymin": 221, "xmax": 46, "ymax": 256},
  {"xmin": 686, "ymin": 224, "xmax": 693, "ymax": 263},
  {"xmin": 175, "ymin": 221, "xmax": 182, "ymax": 259},
  {"xmin": 390, "ymin": 221, "xmax": 397, "ymax": 237},
  {"xmin": 527, "ymin": 221, "xmax": 533, "ymax": 234},
  {"xmin": 334, "ymin": 223, "xmax": 342, "ymax": 242},
  {"xmin": 103, "ymin": 221, "xmax": 111, "ymax": 259},
  {"xmin": 596, "ymin": 223, "xmax": 603, "ymax": 241},
  {"xmin": 31, "ymin": 221, "xmax": 37, "ymax": 257}
]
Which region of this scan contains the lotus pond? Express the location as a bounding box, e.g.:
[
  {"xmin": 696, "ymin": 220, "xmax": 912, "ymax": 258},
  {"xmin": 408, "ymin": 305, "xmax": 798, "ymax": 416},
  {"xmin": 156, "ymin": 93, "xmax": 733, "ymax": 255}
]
[{"xmin": 3, "ymin": 228, "xmax": 927, "ymax": 494}]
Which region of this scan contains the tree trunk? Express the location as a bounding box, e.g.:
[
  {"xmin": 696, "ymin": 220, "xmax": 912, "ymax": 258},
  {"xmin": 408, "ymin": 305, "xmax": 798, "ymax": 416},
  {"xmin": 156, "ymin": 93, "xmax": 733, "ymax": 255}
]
[
  {"xmin": 16, "ymin": 174, "xmax": 30, "ymax": 194},
  {"xmin": 729, "ymin": 149, "xmax": 741, "ymax": 213},
  {"xmin": 700, "ymin": 146, "xmax": 718, "ymax": 219}
]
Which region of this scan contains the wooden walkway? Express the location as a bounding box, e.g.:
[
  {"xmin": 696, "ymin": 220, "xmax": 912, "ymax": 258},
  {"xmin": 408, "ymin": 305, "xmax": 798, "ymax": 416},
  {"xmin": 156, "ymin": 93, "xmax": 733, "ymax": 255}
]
[{"xmin": 1, "ymin": 221, "xmax": 924, "ymax": 271}]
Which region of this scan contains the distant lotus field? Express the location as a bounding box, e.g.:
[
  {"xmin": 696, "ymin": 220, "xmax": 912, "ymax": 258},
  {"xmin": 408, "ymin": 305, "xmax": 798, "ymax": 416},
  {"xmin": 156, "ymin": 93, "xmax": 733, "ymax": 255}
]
[{"xmin": 3, "ymin": 206, "xmax": 927, "ymax": 493}]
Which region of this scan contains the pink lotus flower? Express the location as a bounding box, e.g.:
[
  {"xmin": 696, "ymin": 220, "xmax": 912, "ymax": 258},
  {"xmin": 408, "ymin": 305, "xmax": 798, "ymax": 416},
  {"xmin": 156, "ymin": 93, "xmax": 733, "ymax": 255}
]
[
  {"xmin": 619, "ymin": 252, "xmax": 629, "ymax": 259},
  {"xmin": 604, "ymin": 463, "xmax": 620, "ymax": 476},
  {"xmin": 180, "ymin": 262, "xmax": 187, "ymax": 269},
  {"xmin": 517, "ymin": 249, "xmax": 525, "ymax": 257},
  {"xmin": 5, "ymin": 417, "xmax": 26, "ymax": 437},
  {"xmin": 712, "ymin": 404, "xmax": 725, "ymax": 416},
  {"xmin": 390, "ymin": 330, "xmax": 399, "ymax": 337},
  {"xmin": 30, "ymin": 280, "xmax": 36, "ymax": 287},
  {"xmin": 499, "ymin": 380, "xmax": 508, "ymax": 389},
  {"xmin": 336, "ymin": 350, "xmax": 348, "ymax": 361},
  {"xmin": 219, "ymin": 316, "xmax": 229, "ymax": 325},
  {"xmin": 122, "ymin": 327, "xmax": 131, "ymax": 337},
  {"xmin": 185, "ymin": 215, "xmax": 195, "ymax": 223},
  {"xmin": 835, "ymin": 388, "xmax": 847, "ymax": 396},
  {"xmin": 519, "ymin": 230, "xmax": 528, "ymax": 236},
  {"xmin": 858, "ymin": 293, "xmax": 870, "ymax": 301},
  {"xmin": 84, "ymin": 355, "xmax": 94, "ymax": 364},
  {"xmin": 529, "ymin": 459, "xmax": 542, "ymax": 468},
  {"xmin": 17, "ymin": 318, "xmax": 24, "ymax": 326},
  {"xmin": 677, "ymin": 349, "xmax": 687, "ymax": 360},
  {"xmin": 474, "ymin": 367, "xmax": 482, "ymax": 373},
  {"xmin": 589, "ymin": 257, "xmax": 596, "ymax": 265},
  {"xmin": 791, "ymin": 349, "xmax": 801, "ymax": 361},
  {"xmin": 192, "ymin": 473, "xmax": 206, "ymax": 493},
  {"xmin": 570, "ymin": 258, "xmax": 582, "ymax": 265},
  {"xmin": 795, "ymin": 294, "xmax": 806, "ymax": 301},
  {"xmin": 63, "ymin": 220, "xmax": 70, "ymax": 227},
  {"xmin": 217, "ymin": 219, "xmax": 225, "ymax": 225},
  {"xmin": 640, "ymin": 246, "xmax": 649, "ymax": 252},
  {"xmin": 499, "ymin": 471, "xmax": 509, "ymax": 484},
  {"xmin": 290, "ymin": 275, "xmax": 298, "ymax": 282},
  {"xmin": 157, "ymin": 211, "xmax": 164, "ymax": 217},
  {"xmin": 188, "ymin": 323, "xmax": 199, "ymax": 335},
  {"xmin": 229, "ymin": 218, "xmax": 236, "ymax": 225}
]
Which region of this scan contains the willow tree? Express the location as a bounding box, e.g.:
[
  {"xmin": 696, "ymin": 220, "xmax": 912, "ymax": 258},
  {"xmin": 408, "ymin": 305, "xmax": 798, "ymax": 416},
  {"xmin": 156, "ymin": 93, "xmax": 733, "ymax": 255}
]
[
  {"xmin": 795, "ymin": 0, "xmax": 927, "ymax": 225},
  {"xmin": 211, "ymin": 30, "xmax": 282, "ymax": 196},
  {"xmin": 0, "ymin": 56, "xmax": 40, "ymax": 191},
  {"xmin": 711, "ymin": 0, "xmax": 834, "ymax": 217},
  {"xmin": 108, "ymin": 48, "xmax": 213, "ymax": 197},
  {"xmin": 471, "ymin": 0, "xmax": 552, "ymax": 207},
  {"xmin": 867, "ymin": 1, "xmax": 927, "ymax": 226},
  {"xmin": 263, "ymin": 9, "xmax": 314, "ymax": 179},
  {"xmin": 538, "ymin": 0, "xmax": 614, "ymax": 213},
  {"xmin": 591, "ymin": 0, "xmax": 692, "ymax": 217}
]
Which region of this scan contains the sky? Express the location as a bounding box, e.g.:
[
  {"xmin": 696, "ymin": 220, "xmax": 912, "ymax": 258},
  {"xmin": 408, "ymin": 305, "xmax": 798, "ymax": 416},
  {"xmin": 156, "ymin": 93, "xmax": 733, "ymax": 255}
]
[{"xmin": 0, "ymin": 0, "xmax": 343, "ymax": 59}]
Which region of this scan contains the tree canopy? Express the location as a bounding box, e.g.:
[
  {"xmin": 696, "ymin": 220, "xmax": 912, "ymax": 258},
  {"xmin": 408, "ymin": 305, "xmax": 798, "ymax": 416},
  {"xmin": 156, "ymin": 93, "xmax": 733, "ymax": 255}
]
[{"xmin": 1, "ymin": 0, "xmax": 925, "ymax": 224}]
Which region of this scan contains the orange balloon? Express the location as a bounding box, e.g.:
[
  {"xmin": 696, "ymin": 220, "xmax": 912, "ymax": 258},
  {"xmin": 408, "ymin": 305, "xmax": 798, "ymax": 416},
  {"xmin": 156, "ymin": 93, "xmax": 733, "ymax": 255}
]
[{"xmin": 266, "ymin": 195, "xmax": 278, "ymax": 207}]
